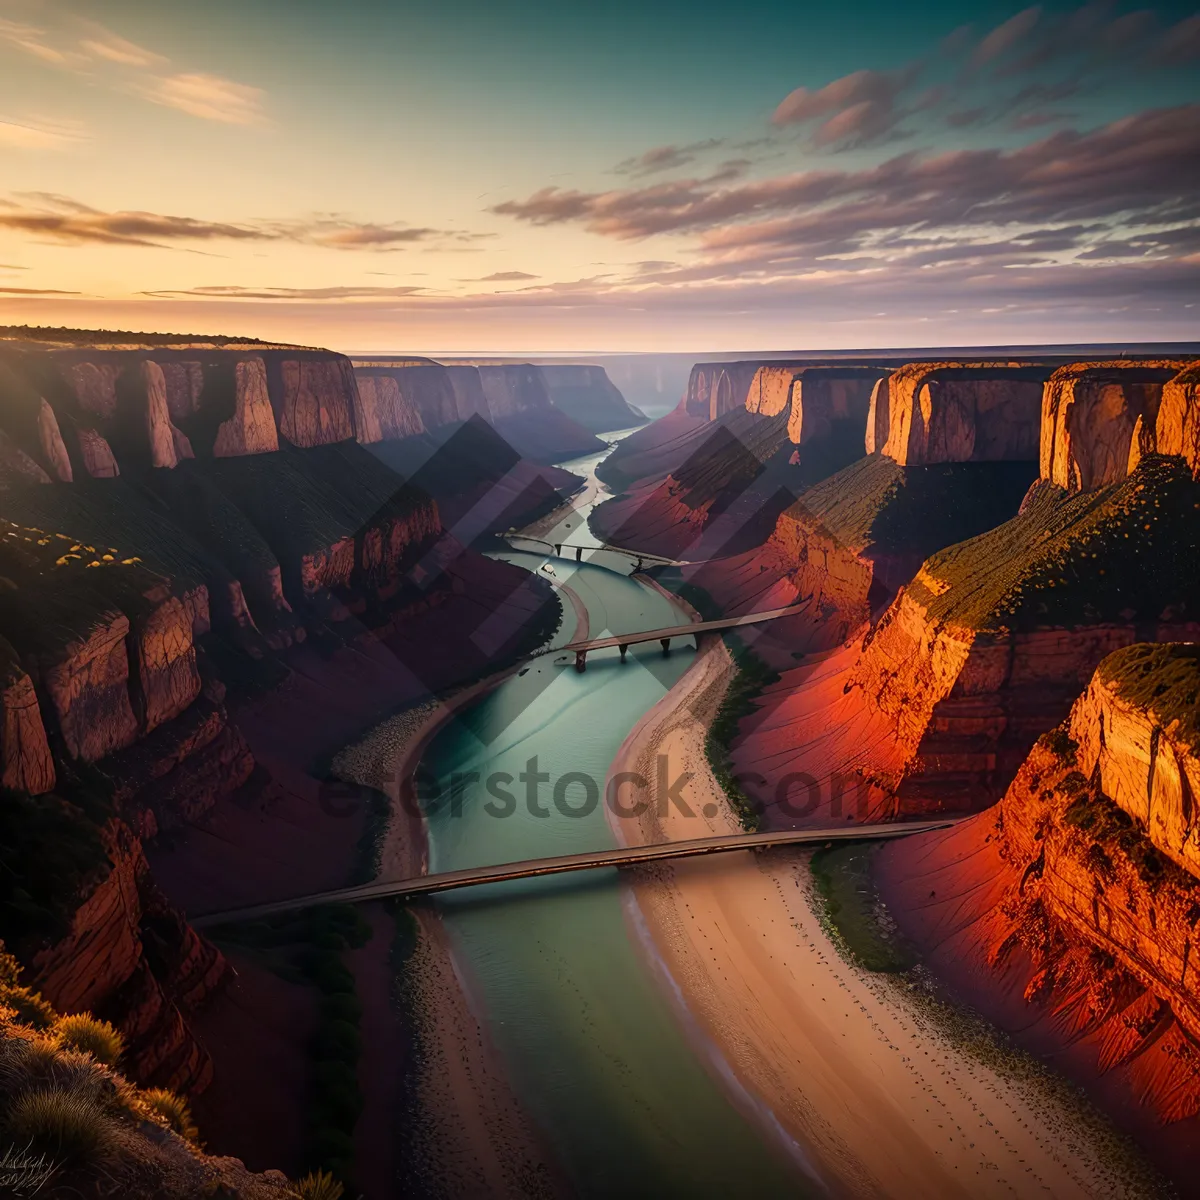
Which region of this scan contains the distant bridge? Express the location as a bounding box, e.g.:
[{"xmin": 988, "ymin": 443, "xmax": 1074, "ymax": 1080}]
[
  {"xmin": 504, "ymin": 533, "xmax": 684, "ymax": 569},
  {"xmin": 192, "ymin": 821, "xmax": 956, "ymax": 928},
  {"xmin": 544, "ymin": 600, "xmax": 812, "ymax": 671}
]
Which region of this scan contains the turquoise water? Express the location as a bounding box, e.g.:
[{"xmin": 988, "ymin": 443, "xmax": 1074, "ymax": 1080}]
[{"xmin": 418, "ymin": 439, "xmax": 808, "ymax": 1197}]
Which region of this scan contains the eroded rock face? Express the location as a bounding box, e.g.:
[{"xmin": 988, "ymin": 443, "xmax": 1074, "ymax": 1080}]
[
  {"xmin": 445, "ymin": 366, "xmax": 491, "ymax": 422},
  {"xmin": 477, "ymin": 364, "xmax": 553, "ymax": 419},
  {"xmin": 683, "ymin": 361, "xmax": 774, "ymax": 420},
  {"xmin": 1155, "ymin": 364, "xmax": 1200, "ymax": 480},
  {"xmin": 75, "ymin": 426, "xmax": 120, "ymax": 477},
  {"xmin": 32, "ymin": 820, "xmax": 227, "ymax": 1091},
  {"xmin": 36, "ymin": 605, "xmax": 140, "ymax": 762},
  {"xmin": 214, "ymin": 358, "xmax": 279, "ymax": 456},
  {"xmin": 540, "ymin": 363, "xmax": 641, "ymax": 432},
  {"xmin": 140, "ymin": 361, "xmax": 182, "ymax": 469},
  {"xmin": 879, "ymin": 364, "xmax": 1045, "ymax": 466},
  {"xmin": 788, "ymin": 369, "xmax": 882, "ymax": 447},
  {"xmin": 354, "ymin": 373, "xmax": 426, "ymax": 443},
  {"xmin": 1071, "ymin": 645, "xmax": 1200, "ymax": 879},
  {"xmin": 1040, "ymin": 361, "xmax": 1189, "ymax": 491},
  {"xmin": 275, "ymin": 357, "xmax": 358, "ymax": 448},
  {"xmin": 0, "ymin": 635, "xmax": 54, "ymax": 794},
  {"xmin": 127, "ymin": 588, "xmax": 203, "ymax": 735}
]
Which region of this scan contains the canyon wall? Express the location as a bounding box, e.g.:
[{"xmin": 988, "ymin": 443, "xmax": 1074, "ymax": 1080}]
[
  {"xmin": 1040, "ymin": 361, "xmax": 1190, "ymax": 492},
  {"xmin": 352, "ymin": 359, "xmax": 606, "ymax": 462},
  {"xmin": 539, "ymin": 363, "xmax": 645, "ymax": 432},
  {"xmin": 877, "ymin": 644, "xmax": 1200, "ymax": 1143},
  {"xmin": 876, "ymin": 364, "xmax": 1047, "ymax": 466}
]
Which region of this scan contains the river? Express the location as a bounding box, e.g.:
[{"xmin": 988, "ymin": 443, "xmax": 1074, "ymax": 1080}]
[{"xmin": 417, "ymin": 433, "xmax": 807, "ymax": 1197}]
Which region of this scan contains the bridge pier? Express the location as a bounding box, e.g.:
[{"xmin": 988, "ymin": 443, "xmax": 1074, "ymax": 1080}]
[
  {"xmin": 635, "ymin": 558, "xmax": 643, "ymax": 571},
  {"xmin": 660, "ymin": 637, "xmax": 671, "ymax": 656},
  {"xmin": 575, "ymin": 546, "xmax": 583, "ymax": 562},
  {"xmin": 619, "ymin": 644, "xmax": 628, "ymax": 662},
  {"xmin": 575, "ymin": 649, "xmax": 588, "ymax": 673},
  {"xmin": 554, "ymin": 543, "xmax": 561, "ymax": 555}
]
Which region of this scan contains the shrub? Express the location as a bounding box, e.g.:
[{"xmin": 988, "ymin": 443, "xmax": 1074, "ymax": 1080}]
[
  {"xmin": 1, "ymin": 985, "xmax": 57, "ymax": 1030},
  {"xmin": 141, "ymin": 1087, "xmax": 199, "ymax": 1143},
  {"xmin": 312, "ymin": 1019, "xmax": 360, "ymax": 1063},
  {"xmin": 52, "ymin": 1014, "xmax": 124, "ymax": 1066},
  {"xmin": 295, "ymin": 1168, "xmax": 345, "ymax": 1199},
  {"xmin": 6, "ymin": 1085, "xmax": 116, "ymax": 1165}
]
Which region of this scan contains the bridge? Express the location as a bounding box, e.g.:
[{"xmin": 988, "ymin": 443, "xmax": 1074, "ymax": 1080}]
[
  {"xmin": 504, "ymin": 533, "xmax": 683, "ymax": 570},
  {"xmin": 545, "ymin": 600, "xmax": 811, "ymax": 671},
  {"xmin": 191, "ymin": 821, "xmax": 955, "ymax": 928}
]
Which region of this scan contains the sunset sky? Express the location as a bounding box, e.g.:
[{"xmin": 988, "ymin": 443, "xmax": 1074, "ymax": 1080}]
[{"xmin": 0, "ymin": 0, "xmax": 1197, "ymax": 353}]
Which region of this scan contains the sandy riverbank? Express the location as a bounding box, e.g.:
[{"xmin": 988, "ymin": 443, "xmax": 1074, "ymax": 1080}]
[{"xmin": 605, "ymin": 635, "xmax": 1150, "ymax": 1199}]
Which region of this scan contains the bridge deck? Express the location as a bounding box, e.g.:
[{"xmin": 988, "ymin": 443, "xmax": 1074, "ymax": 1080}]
[
  {"xmin": 193, "ymin": 820, "xmax": 955, "ymax": 927},
  {"xmin": 558, "ymin": 601, "xmax": 811, "ymax": 654}
]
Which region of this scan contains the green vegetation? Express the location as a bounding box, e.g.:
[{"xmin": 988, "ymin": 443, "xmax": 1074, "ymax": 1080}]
[
  {"xmin": 1098, "ymin": 642, "xmax": 1200, "ymax": 756},
  {"xmin": 211, "ymin": 904, "xmax": 372, "ymax": 1186},
  {"xmin": 793, "ymin": 453, "xmax": 1037, "ymax": 558},
  {"xmin": 1036, "ymin": 724, "xmax": 1079, "ymax": 762},
  {"xmin": 911, "ymin": 455, "xmax": 1200, "ymax": 633},
  {"xmin": 51, "ymin": 1014, "xmax": 124, "ymax": 1067},
  {"xmin": 810, "ymin": 842, "xmax": 917, "ymax": 973},
  {"xmin": 706, "ymin": 635, "xmax": 779, "ymax": 831},
  {"xmin": 1061, "ymin": 787, "xmax": 1190, "ymax": 892}
]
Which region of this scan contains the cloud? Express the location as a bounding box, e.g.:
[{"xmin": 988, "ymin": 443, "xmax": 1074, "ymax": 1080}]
[
  {"xmin": 144, "ymin": 285, "xmax": 427, "ymax": 301},
  {"xmin": 614, "ymin": 140, "xmax": 724, "ymax": 176},
  {"xmin": 973, "ymin": 7, "xmax": 1042, "ymax": 65},
  {"xmin": 772, "ymin": 67, "xmax": 919, "ymax": 147},
  {"xmin": 1160, "ymin": 14, "xmax": 1200, "ymax": 62},
  {"xmin": 491, "ymin": 103, "xmax": 1200, "ymax": 304},
  {"xmin": 467, "ymin": 271, "xmax": 539, "ymax": 282},
  {"xmin": 0, "ymin": 286, "xmax": 80, "ymax": 295},
  {"xmin": 136, "ymin": 73, "xmax": 266, "ymax": 126},
  {"xmin": 78, "ymin": 28, "xmax": 165, "ymax": 68},
  {"xmin": 0, "ymin": 116, "xmax": 86, "ymax": 150},
  {"xmin": 0, "ymin": 17, "xmax": 265, "ymax": 127},
  {"xmin": 0, "ymin": 194, "xmax": 457, "ymax": 251},
  {"xmin": 0, "ymin": 17, "xmax": 83, "ymax": 66}
]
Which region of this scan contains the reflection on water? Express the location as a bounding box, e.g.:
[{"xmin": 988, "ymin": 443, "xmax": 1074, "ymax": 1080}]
[{"xmin": 420, "ymin": 540, "xmax": 805, "ymax": 1196}]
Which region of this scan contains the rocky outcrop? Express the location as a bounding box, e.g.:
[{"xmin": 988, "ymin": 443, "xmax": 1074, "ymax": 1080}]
[
  {"xmin": 684, "ymin": 360, "xmax": 781, "ymax": 420},
  {"xmin": 212, "ymin": 358, "xmax": 280, "ymax": 457},
  {"xmin": 730, "ymin": 454, "xmax": 1200, "ymax": 823},
  {"xmin": 445, "ymin": 365, "xmax": 492, "ymax": 422},
  {"xmin": 354, "ymin": 372, "xmax": 426, "ymax": 443},
  {"xmin": 1041, "ymin": 361, "xmax": 1190, "ymax": 492},
  {"xmin": 0, "ymin": 635, "xmax": 54, "ymax": 794},
  {"xmin": 1071, "ymin": 644, "xmax": 1200, "ymax": 878},
  {"xmin": 274, "ymin": 356, "xmax": 358, "ymax": 448},
  {"xmin": 875, "ymin": 363, "xmax": 1046, "ymax": 465},
  {"xmin": 786, "ymin": 368, "xmax": 882, "ymax": 447},
  {"xmin": 31, "ymin": 819, "xmax": 227, "ymax": 1091},
  {"xmin": 539, "ymin": 363, "xmax": 644, "ymax": 433},
  {"xmin": 1154, "ymin": 364, "xmax": 1200, "ymax": 480}
]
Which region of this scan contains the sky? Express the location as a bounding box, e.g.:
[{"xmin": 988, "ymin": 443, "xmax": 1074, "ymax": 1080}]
[{"xmin": 0, "ymin": 0, "xmax": 1197, "ymax": 353}]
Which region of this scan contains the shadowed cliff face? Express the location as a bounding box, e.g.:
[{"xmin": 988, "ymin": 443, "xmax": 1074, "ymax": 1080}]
[
  {"xmin": 351, "ymin": 359, "xmax": 607, "ymax": 462},
  {"xmin": 538, "ymin": 363, "xmax": 646, "ymax": 433},
  {"xmin": 0, "ymin": 328, "xmax": 582, "ymax": 1112}
]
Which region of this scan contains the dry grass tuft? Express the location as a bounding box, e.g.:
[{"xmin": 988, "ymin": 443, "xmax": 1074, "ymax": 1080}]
[
  {"xmin": 141, "ymin": 1087, "xmax": 200, "ymax": 1144},
  {"xmin": 5, "ymin": 1084, "xmax": 117, "ymax": 1165},
  {"xmin": 294, "ymin": 1170, "xmax": 345, "ymax": 1200},
  {"xmin": 51, "ymin": 1013, "xmax": 124, "ymax": 1066}
]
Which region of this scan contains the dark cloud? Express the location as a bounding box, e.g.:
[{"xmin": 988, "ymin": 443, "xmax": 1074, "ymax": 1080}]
[
  {"xmin": 771, "ymin": 67, "xmax": 919, "ymax": 148},
  {"xmin": 973, "ymin": 7, "xmax": 1043, "ymax": 65},
  {"xmin": 1160, "ymin": 13, "xmax": 1200, "ymax": 61},
  {"xmin": 494, "ymin": 105, "xmax": 1200, "ymax": 255},
  {"xmin": 614, "ymin": 140, "xmax": 724, "ymax": 176}
]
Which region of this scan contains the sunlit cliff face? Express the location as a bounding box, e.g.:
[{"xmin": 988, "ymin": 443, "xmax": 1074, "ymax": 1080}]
[{"xmin": 1, "ymin": 0, "xmax": 1198, "ymax": 351}]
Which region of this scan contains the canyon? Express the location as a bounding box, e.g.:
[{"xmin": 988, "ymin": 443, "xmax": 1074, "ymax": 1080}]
[{"xmin": 0, "ymin": 328, "xmax": 642, "ymax": 1163}]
